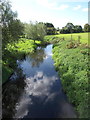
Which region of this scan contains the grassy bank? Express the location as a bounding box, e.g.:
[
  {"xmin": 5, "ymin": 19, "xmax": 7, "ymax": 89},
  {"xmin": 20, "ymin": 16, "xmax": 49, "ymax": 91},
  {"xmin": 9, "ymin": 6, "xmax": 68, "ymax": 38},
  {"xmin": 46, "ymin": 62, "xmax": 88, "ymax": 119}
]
[
  {"xmin": 45, "ymin": 33, "xmax": 89, "ymax": 118},
  {"xmin": 2, "ymin": 38, "xmax": 40, "ymax": 84}
]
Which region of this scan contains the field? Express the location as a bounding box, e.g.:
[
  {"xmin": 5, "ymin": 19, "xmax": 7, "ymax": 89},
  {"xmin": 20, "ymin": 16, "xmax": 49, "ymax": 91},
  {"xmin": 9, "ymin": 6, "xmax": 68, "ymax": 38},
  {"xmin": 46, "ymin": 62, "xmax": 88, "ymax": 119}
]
[
  {"xmin": 45, "ymin": 32, "xmax": 89, "ymax": 44},
  {"xmin": 55, "ymin": 32, "xmax": 89, "ymax": 43}
]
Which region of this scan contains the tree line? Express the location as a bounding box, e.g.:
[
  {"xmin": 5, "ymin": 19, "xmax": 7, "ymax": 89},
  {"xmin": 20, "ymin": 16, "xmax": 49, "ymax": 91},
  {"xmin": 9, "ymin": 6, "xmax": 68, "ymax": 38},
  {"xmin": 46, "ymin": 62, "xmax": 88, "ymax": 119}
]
[
  {"xmin": 24, "ymin": 22, "xmax": 90, "ymax": 38},
  {"xmin": 60, "ymin": 23, "xmax": 90, "ymax": 34}
]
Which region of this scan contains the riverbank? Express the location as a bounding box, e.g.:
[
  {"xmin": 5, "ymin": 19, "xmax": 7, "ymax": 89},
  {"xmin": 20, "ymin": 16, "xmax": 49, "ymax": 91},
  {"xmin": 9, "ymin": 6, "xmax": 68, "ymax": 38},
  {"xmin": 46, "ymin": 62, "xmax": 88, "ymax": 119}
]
[
  {"xmin": 44, "ymin": 33, "xmax": 89, "ymax": 118},
  {"xmin": 2, "ymin": 38, "xmax": 40, "ymax": 84}
]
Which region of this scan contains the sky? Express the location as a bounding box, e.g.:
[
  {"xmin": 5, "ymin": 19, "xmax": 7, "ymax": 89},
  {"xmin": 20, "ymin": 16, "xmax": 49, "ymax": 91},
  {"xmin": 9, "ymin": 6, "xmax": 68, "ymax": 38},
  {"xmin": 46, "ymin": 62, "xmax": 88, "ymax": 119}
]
[{"xmin": 10, "ymin": 0, "xmax": 89, "ymax": 28}]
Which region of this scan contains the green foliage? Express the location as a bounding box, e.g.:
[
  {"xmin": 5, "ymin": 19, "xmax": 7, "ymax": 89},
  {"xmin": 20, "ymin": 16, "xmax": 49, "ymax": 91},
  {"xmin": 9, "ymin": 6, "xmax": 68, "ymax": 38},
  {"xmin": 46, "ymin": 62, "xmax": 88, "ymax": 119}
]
[
  {"xmin": 52, "ymin": 39, "xmax": 89, "ymax": 118},
  {"xmin": 1, "ymin": 0, "xmax": 24, "ymax": 49},
  {"xmin": 60, "ymin": 23, "xmax": 83, "ymax": 34},
  {"xmin": 24, "ymin": 21, "xmax": 46, "ymax": 42},
  {"xmin": 44, "ymin": 22, "xmax": 55, "ymax": 35},
  {"xmin": 84, "ymin": 23, "xmax": 90, "ymax": 32},
  {"xmin": 7, "ymin": 38, "xmax": 37, "ymax": 54},
  {"xmin": 2, "ymin": 38, "xmax": 38, "ymax": 84},
  {"xmin": 8, "ymin": 19, "xmax": 24, "ymax": 40},
  {"xmin": 2, "ymin": 62, "xmax": 13, "ymax": 84},
  {"xmin": 0, "ymin": 0, "xmax": 17, "ymax": 25},
  {"xmin": 74, "ymin": 25, "xmax": 83, "ymax": 33},
  {"xmin": 1, "ymin": 0, "xmax": 25, "ymax": 84}
]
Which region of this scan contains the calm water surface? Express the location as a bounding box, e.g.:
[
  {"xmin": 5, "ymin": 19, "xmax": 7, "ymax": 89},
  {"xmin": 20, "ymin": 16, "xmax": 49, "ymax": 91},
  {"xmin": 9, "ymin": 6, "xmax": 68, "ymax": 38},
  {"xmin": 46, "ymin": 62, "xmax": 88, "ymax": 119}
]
[{"xmin": 2, "ymin": 45, "xmax": 77, "ymax": 119}]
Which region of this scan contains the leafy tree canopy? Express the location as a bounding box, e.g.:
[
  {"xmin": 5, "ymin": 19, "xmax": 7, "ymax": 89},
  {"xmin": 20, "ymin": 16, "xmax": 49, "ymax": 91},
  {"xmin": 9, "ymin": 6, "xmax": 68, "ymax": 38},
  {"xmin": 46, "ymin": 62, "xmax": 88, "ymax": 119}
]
[
  {"xmin": 84, "ymin": 23, "xmax": 90, "ymax": 32},
  {"xmin": 60, "ymin": 22, "xmax": 83, "ymax": 34},
  {"xmin": 24, "ymin": 21, "xmax": 46, "ymax": 42},
  {"xmin": 1, "ymin": 0, "xmax": 24, "ymax": 47}
]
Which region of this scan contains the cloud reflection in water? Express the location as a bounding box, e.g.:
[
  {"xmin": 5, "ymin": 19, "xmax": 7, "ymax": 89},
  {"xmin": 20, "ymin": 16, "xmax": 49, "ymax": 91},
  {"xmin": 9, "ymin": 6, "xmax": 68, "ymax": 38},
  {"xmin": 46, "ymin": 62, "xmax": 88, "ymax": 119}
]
[{"xmin": 14, "ymin": 71, "xmax": 60, "ymax": 118}]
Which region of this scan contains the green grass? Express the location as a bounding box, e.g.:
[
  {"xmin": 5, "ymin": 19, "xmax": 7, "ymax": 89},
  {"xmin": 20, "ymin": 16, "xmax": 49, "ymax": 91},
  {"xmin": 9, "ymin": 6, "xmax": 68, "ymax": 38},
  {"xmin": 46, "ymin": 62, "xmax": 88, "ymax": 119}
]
[
  {"xmin": 55, "ymin": 32, "xmax": 89, "ymax": 44},
  {"xmin": 45, "ymin": 32, "xmax": 89, "ymax": 44},
  {"xmin": 52, "ymin": 38, "xmax": 89, "ymax": 118}
]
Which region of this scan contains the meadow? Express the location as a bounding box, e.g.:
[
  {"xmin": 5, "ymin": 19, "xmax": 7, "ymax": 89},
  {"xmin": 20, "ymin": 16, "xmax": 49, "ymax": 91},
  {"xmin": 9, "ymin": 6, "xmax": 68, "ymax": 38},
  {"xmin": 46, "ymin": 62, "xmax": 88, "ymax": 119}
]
[
  {"xmin": 55, "ymin": 32, "xmax": 89, "ymax": 43},
  {"xmin": 44, "ymin": 32, "xmax": 89, "ymax": 44}
]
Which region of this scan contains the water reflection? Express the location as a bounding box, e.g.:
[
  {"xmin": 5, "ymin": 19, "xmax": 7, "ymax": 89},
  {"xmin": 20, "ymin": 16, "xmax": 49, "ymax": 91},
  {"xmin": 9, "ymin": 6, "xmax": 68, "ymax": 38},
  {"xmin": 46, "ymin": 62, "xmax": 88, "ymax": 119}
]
[
  {"xmin": 27, "ymin": 47, "xmax": 46, "ymax": 67},
  {"xmin": 14, "ymin": 45, "xmax": 76, "ymax": 118},
  {"xmin": 2, "ymin": 45, "xmax": 77, "ymax": 119},
  {"xmin": 18, "ymin": 45, "xmax": 56, "ymax": 78},
  {"xmin": 2, "ymin": 68, "xmax": 26, "ymax": 118},
  {"xmin": 14, "ymin": 72, "xmax": 60, "ymax": 118},
  {"xmin": 13, "ymin": 71, "xmax": 76, "ymax": 118}
]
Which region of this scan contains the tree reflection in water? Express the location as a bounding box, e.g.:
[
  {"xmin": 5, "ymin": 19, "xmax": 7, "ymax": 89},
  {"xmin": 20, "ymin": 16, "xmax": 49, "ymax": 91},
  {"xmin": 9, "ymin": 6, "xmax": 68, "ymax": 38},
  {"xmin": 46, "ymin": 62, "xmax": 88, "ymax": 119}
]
[
  {"xmin": 2, "ymin": 68, "xmax": 26, "ymax": 118},
  {"xmin": 27, "ymin": 47, "xmax": 46, "ymax": 67}
]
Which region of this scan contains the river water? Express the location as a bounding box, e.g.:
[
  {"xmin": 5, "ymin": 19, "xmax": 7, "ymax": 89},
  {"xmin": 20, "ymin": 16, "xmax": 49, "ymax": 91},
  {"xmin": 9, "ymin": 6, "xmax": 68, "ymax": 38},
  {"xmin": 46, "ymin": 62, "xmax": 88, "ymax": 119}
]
[{"xmin": 2, "ymin": 44, "xmax": 77, "ymax": 119}]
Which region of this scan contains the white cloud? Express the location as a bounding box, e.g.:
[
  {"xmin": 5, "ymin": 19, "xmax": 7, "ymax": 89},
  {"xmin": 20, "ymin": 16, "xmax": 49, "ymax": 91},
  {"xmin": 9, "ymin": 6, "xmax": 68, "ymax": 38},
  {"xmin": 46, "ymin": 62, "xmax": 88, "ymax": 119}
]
[
  {"xmin": 73, "ymin": 5, "xmax": 81, "ymax": 10},
  {"xmin": 82, "ymin": 8, "xmax": 88, "ymax": 12},
  {"xmin": 56, "ymin": 4, "xmax": 69, "ymax": 10},
  {"xmin": 36, "ymin": 0, "xmax": 55, "ymax": 8},
  {"xmin": 36, "ymin": 0, "xmax": 69, "ymax": 10}
]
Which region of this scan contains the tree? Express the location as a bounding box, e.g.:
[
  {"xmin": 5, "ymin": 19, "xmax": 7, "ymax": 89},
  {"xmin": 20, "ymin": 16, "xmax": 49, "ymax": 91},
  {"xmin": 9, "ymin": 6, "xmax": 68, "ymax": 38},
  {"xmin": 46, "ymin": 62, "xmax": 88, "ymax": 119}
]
[
  {"xmin": 1, "ymin": 0, "xmax": 24, "ymax": 49},
  {"xmin": 8, "ymin": 19, "xmax": 24, "ymax": 40},
  {"xmin": 0, "ymin": 0, "xmax": 17, "ymax": 26},
  {"xmin": 60, "ymin": 23, "xmax": 83, "ymax": 34},
  {"xmin": 24, "ymin": 21, "xmax": 46, "ymax": 43},
  {"xmin": 44, "ymin": 23, "xmax": 55, "ymax": 35},
  {"xmin": 84, "ymin": 24, "xmax": 90, "ymax": 32},
  {"xmin": 56, "ymin": 27, "xmax": 60, "ymax": 34},
  {"xmin": 65, "ymin": 23, "xmax": 75, "ymax": 33},
  {"xmin": 60, "ymin": 27, "xmax": 69, "ymax": 34},
  {"xmin": 74, "ymin": 25, "xmax": 82, "ymax": 33}
]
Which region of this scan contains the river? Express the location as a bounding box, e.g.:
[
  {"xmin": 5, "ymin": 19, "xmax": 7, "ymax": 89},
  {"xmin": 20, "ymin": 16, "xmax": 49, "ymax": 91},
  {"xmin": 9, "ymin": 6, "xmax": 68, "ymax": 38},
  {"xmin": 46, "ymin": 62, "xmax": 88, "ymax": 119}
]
[{"xmin": 2, "ymin": 44, "xmax": 77, "ymax": 119}]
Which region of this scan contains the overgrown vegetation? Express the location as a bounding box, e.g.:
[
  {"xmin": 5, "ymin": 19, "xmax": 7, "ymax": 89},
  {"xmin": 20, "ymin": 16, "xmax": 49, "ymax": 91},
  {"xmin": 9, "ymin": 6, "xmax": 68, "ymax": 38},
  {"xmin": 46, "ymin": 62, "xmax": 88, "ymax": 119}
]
[
  {"xmin": 2, "ymin": 38, "xmax": 39, "ymax": 84},
  {"xmin": 45, "ymin": 34, "xmax": 89, "ymax": 118},
  {"xmin": 1, "ymin": 0, "xmax": 24, "ymax": 84}
]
